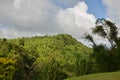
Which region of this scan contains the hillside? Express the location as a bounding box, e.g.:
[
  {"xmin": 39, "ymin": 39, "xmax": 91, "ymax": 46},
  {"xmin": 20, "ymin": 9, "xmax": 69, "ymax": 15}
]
[
  {"xmin": 66, "ymin": 71, "xmax": 120, "ymax": 80},
  {"xmin": 10, "ymin": 34, "xmax": 91, "ymax": 53},
  {"xmin": 0, "ymin": 34, "xmax": 92, "ymax": 80}
]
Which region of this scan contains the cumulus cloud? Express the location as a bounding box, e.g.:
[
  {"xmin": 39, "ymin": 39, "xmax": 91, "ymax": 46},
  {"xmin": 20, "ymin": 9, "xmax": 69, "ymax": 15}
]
[
  {"xmin": 0, "ymin": 0, "xmax": 61, "ymax": 32},
  {"xmin": 0, "ymin": 0, "xmax": 96, "ymax": 38},
  {"xmin": 56, "ymin": 2, "xmax": 96, "ymax": 38},
  {"xmin": 103, "ymin": 0, "xmax": 120, "ymax": 26}
]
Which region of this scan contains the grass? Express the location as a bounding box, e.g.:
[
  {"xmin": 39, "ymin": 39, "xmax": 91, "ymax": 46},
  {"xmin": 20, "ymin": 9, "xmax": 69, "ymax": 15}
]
[{"xmin": 65, "ymin": 71, "xmax": 120, "ymax": 80}]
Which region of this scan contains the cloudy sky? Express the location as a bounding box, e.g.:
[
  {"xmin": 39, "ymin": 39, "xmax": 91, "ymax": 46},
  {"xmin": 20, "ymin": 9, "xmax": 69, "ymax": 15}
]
[{"xmin": 0, "ymin": 0, "xmax": 119, "ymax": 42}]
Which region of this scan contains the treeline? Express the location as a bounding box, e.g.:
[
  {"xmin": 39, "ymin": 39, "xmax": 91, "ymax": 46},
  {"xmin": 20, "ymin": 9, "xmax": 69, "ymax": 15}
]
[{"xmin": 0, "ymin": 34, "xmax": 92, "ymax": 80}]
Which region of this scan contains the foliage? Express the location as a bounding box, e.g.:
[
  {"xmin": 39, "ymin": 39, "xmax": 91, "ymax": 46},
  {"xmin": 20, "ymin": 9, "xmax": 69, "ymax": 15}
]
[
  {"xmin": 0, "ymin": 57, "xmax": 16, "ymax": 80},
  {"xmin": 85, "ymin": 18, "xmax": 120, "ymax": 72},
  {"xmin": 0, "ymin": 34, "xmax": 92, "ymax": 80}
]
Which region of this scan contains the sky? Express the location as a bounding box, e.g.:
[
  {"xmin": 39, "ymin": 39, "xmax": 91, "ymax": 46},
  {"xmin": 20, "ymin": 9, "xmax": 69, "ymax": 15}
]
[
  {"xmin": 84, "ymin": 0, "xmax": 106, "ymax": 18},
  {"xmin": 0, "ymin": 0, "xmax": 119, "ymax": 45}
]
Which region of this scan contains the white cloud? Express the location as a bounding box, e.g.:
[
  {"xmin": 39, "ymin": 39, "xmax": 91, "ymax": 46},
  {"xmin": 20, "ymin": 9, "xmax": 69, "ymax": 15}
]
[
  {"xmin": 0, "ymin": 0, "xmax": 96, "ymax": 39},
  {"xmin": 56, "ymin": 2, "xmax": 96, "ymax": 38},
  {"xmin": 0, "ymin": 0, "xmax": 60, "ymax": 32},
  {"xmin": 103, "ymin": 0, "xmax": 120, "ymax": 26},
  {"xmin": 0, "ymin": 25, "xmax": 43, "ymax": 38}
]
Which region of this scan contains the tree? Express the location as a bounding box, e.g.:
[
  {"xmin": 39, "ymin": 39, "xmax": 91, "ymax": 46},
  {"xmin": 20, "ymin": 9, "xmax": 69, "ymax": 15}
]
[
  {"xmin": 13, "ymin": 45, "xmax": 39, "ymax": 80},
  {"xmin": 85, "ymin": 18, "xmax": 120, "ymax": 72}
]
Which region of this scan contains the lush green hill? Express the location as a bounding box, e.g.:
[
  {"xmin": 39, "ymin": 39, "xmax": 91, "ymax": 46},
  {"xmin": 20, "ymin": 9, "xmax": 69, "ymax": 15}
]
[
  {"xmin": 66, "ymin": 71, "xmax": 120, "ymax": 80},
  {"xmin": 0, "ymin": 34, "xmax": 93, "ymax": 80},
  {"xmin": 10, "ymin": 34, "xmax": 91, "ymax": 53}
]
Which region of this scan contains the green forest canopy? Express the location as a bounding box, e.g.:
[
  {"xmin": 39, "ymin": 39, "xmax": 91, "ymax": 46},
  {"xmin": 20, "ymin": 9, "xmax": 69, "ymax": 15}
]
[{"xmin": 0, "ymin": 34, "xmax": 92, "ymax": 80}]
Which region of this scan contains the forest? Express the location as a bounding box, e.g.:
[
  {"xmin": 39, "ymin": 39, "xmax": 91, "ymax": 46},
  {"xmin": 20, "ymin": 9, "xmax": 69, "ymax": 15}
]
[{"xmin": 1, "ymin": 19, "xmax": 120, "ymax": 80}]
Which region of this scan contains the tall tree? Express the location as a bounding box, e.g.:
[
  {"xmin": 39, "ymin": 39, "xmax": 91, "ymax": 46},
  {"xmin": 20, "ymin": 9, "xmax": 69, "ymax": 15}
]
[{"xmin": 85, "ymin": 18, "xmax": 120, "ymax": 72}]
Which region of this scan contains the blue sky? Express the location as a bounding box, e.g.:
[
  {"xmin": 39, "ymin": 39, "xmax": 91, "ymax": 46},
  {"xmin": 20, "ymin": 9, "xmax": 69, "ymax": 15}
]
[{"xmin": 84, "ymin": 0, "xmax": 107, "ymax": 18}]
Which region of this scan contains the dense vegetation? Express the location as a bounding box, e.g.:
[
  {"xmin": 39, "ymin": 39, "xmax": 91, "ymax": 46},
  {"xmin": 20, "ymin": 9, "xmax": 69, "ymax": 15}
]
[{"xmin": 0, "ymin": 34, "xmax": 92, "ymax": 80}]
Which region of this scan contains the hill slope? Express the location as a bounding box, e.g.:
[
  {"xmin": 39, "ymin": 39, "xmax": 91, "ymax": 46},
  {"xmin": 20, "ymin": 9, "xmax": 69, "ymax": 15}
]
[
  {"xmin": 10, "ymin": 34, "xmax": 92, "ymax": 55},
  {"xmin": 0, "ymin": 34, "xmax": 92, "ymax": 80}
]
